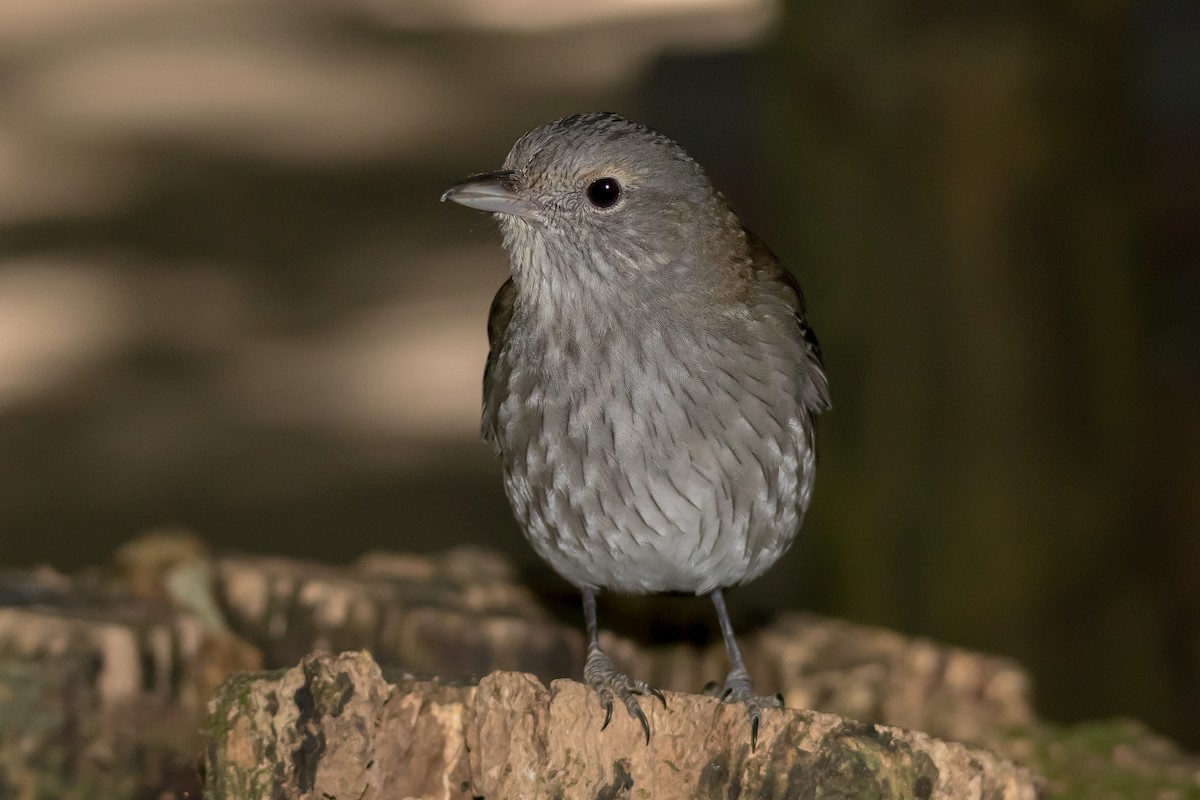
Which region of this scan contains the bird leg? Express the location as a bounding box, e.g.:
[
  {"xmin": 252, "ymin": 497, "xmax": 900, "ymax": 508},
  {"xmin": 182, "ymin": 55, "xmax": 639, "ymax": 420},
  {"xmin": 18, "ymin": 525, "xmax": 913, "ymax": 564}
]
[
  {"xmin": 710, "ymin": 588, "xmax": 783, "ymax": 750},
  {"xmin": 580, "ymin": 586, "xmax": 666, "ymax": 743}
]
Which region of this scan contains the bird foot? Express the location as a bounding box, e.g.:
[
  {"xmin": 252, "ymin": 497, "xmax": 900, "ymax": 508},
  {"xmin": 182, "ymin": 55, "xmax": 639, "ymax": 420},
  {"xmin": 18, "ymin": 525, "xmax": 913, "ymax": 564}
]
[
  {"xmin": 583, "ymin": 647, "xmax": 666, "ymax": 744},
  {"xmin": 705, "ymin": 668, "xmax": 783, "ymax": 750}
]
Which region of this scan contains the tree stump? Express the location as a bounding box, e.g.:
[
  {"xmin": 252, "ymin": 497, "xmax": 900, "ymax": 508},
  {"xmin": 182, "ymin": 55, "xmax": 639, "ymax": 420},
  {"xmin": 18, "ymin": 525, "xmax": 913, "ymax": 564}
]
[
  {"xmin": 204, "ymin": 650, "xmax": 1040, "ymax": 800},
  {"xmin": 2, "ymin": 534, "xmax": 1199, "ymax": 799}
]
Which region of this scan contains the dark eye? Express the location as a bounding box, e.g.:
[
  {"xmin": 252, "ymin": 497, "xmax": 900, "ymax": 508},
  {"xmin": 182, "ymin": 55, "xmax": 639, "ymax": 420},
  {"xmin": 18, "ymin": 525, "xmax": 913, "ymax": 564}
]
[{"xmin": 586, "ymin": 177, "xmax": 622, "ymax": 209}]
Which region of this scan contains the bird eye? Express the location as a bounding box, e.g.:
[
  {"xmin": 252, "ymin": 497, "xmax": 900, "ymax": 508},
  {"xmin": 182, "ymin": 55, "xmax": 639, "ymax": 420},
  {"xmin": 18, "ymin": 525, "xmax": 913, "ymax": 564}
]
[{"xmin": 585, "ymin": 177, "xmax": 622, "ymax": 209}]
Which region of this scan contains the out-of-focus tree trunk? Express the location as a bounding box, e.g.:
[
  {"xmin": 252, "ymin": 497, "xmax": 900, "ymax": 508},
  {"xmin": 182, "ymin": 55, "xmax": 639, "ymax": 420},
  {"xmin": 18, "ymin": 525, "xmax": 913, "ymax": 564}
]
[{"xmin": 764, "ymin": 3, "xmax": 1186, "ymax": 738}]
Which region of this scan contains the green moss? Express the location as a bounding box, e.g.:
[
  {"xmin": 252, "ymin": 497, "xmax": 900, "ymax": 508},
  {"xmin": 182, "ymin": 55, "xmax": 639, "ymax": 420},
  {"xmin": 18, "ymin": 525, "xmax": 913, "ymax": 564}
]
[
  {"xmin": 1018, "ymin": 719, "xmax": 1200, "ymax": 800},
  {"xmin": 201, "ymin": 668, "xmax": 288, "ymax": 740}
]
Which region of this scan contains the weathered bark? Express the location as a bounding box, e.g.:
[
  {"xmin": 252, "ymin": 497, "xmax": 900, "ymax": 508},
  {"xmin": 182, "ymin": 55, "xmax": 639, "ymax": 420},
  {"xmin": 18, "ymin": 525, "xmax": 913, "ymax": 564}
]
[
  {"xmin": 214, "ymin": 548, "xmax": 582, "ymax": 681},
  {"xmin": 204, "ymin": 650, "xmax": 1040, "ymax": 800},
  {"xmin": 3, "ymin": 537, "xmax": 1199, "ymax": 799},
  {"xmin": 211, "ymin": 547, "xmax": 1034, "ymax": 751},
  {"xmin": 647, "ymin": 612, "xmax": 1036, "ymax": 755},
  {"xmin": 0, "ymin": 537, "xmax": 255, "ymax": 800},
  {"xmin": 0, "ymin": 575, "xmax": 246, "ymax": 799}
]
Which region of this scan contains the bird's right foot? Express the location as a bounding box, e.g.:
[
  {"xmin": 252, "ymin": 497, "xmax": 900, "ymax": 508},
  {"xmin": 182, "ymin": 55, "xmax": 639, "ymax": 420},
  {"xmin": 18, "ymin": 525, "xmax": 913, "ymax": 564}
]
[
  {"xmin": 704, "ymin": 667, "xmax": 783, "ymax": 751},
  {"xmin": 583, "ymin": 647, "xmax": 666, "ymax": 744}
]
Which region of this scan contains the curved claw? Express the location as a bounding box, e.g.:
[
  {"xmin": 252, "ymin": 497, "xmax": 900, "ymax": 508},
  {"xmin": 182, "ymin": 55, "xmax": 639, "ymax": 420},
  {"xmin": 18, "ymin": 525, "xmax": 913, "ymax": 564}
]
[
  {"xmin": 701, "ymin": 680, "xmax": 721, "ymax": 696},
  {"xmin": 628, "ymin": 699, "xmax": 651, "ymax": 744},
  {"xmin": 584, "ymin": 648, "xmax": 662, "ymax": 744},
  {"xmin": 716, "ymin": 670, "xmax": 780, "ymax": 750}
]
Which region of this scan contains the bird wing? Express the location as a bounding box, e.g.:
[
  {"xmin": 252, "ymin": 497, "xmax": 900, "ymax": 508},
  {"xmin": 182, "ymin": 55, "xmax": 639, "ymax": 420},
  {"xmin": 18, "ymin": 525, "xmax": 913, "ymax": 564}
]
[
  {"xmin": 747, "ymin": 231, "xmax": 832, "ymax": 415},
  {"xmin": 481, "ymin": 276, "xmax": 516, "ymax": 449}
]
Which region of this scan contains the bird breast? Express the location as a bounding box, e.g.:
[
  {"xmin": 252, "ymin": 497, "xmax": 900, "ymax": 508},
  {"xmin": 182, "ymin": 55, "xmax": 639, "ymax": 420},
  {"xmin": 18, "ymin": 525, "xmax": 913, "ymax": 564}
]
[{"xmin": 488, "ymin": 310, "xmax": 814, "ymax": 594}]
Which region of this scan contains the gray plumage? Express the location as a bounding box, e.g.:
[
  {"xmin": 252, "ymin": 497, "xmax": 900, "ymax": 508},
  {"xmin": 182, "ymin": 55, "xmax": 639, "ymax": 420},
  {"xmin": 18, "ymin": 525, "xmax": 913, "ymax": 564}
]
[{"xmin": 443, "ymin": 112, "xmax": 830, "ymax": 745}]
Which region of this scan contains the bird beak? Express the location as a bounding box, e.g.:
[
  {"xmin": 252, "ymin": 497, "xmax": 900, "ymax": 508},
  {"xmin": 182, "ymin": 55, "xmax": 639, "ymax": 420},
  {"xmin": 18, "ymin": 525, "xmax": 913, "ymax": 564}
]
[{"xmin": 440, "ymin": 170, "xmax": 542, "ymax": 221}]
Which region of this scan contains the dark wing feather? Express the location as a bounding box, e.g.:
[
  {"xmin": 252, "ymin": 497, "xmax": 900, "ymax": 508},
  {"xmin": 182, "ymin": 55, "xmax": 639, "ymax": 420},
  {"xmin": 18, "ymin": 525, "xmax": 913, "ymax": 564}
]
[
  {"xmin": 481, "ymin": 276, "xmax": 515, "ymax": 449},
  {"xmin": 746, "ymin": 231, "xmax": 832, "ymax": 414}
]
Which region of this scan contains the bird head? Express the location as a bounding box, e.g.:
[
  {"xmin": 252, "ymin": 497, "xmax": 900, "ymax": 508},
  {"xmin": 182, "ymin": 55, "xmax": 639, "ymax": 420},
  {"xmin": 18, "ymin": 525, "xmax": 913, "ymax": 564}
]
[{"xmin": 442, "ymin": 113, "xmax": 747, "ymax": 310}]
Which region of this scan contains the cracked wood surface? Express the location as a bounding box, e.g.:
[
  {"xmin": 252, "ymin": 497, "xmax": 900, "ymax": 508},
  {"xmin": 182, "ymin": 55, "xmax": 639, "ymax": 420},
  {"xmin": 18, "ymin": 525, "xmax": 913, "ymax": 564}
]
[
  {"xmin": 205, "ymin": 650, "xmax": 1040, "ymax": 800},
  {"xmin": 4, "ymin": 537, "xmax": 1199, "ymax": 800}
]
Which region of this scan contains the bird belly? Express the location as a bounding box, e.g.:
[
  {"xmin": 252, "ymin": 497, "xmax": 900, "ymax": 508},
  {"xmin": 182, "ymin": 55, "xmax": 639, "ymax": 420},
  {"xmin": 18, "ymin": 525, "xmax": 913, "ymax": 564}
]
[{"xmin": 494, "ymin": 343, "xmax": 812, "ymax": 595}]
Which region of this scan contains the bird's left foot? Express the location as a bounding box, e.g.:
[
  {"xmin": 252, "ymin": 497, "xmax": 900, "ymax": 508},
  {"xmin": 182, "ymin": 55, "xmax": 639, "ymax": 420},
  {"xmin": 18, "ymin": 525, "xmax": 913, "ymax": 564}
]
[{"xmin": 705, "ymin": 668, "xmax": 783, "ymax": 750}]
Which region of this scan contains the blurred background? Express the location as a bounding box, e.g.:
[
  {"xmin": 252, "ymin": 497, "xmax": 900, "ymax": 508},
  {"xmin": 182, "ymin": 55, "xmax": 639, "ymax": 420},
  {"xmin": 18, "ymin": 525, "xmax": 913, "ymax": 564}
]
[{"xmin": 1, "ymin": 0, "xmax": 1196, "ymax": 748}]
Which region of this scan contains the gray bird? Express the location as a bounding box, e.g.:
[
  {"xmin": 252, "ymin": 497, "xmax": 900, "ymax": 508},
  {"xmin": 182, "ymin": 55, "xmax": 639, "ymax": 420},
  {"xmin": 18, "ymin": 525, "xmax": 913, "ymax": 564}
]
[{"xmin": 441, "ymin": 112, "xmax": 830, "ymax": 746}]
